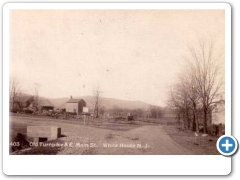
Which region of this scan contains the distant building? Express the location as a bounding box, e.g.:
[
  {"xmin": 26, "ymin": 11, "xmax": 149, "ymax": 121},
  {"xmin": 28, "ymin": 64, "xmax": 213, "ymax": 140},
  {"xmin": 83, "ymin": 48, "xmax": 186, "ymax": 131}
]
[
  {"xmin": 10, "ymin": 94, "xmax": 54, "ymax": 112},
  {"xmin": 10, "ymin": 94, "xmax": 34, "ymax": 111},
  {"xmin": 66, "ymin": 96, "xmax": 86, "ymax": 115},
  {"xmin": 212, "ymin": 99, "xmax": 225, "ymax": 125},
  {"xmin": 28, "ymin": 97, "xmax": 54, "ymax": 111},
  {"xmin": 39, "ymin": 98, "xmax": 55, "ymax": 111}
]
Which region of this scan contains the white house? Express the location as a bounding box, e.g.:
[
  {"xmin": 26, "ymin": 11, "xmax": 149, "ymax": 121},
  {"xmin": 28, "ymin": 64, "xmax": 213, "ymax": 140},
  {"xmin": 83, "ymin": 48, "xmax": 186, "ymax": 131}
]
[{"xmin": 65, "ymin": 96, "xmax": 86, "ymax": 115}]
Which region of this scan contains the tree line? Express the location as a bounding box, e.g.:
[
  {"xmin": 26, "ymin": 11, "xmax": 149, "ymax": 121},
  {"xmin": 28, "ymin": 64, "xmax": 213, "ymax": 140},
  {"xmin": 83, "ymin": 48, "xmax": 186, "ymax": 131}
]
[
  {"xmin": 168, "ymin": 39, "xmax": 224, "ymax": 134},
  {"xmin": 9, "ymin": 78, "xmax": 41, "ymax": 112},
  {"xmin": 103, "ymin": 105, "xmax": 163, "ymax": 119}
]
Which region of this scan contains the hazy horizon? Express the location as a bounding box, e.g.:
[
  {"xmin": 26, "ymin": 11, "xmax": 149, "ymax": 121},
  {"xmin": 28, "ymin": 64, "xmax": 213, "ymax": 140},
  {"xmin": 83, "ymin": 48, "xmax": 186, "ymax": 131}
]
[{"xmin": 10, "ymin": 10, "xmax": 225, "ymax": 106}]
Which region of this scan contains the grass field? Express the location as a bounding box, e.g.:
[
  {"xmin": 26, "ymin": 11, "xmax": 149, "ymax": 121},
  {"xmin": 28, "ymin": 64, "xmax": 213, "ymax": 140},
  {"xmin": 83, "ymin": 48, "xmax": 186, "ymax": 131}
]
[{"xmin": 9, "ymin": 114, "xmax": 220, "ymax": 155}]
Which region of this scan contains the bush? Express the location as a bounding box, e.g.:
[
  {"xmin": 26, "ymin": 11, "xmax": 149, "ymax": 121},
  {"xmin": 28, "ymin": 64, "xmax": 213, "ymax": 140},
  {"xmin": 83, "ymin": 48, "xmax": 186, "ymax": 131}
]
[
  {"xmin": 22, "ymin": 108, "xmax": 34, "ymax": 114},
  {"xmin": 10, "ymin": 108, "xmax": 19, "ymax": 113},
  {"xmin": 127, "ymin": 115, "xmax": 134, "ymax": 121},
  {"xmin": 115, "ymin": 116, "xmax": 125, "ymax": 121},
  {"xmin": 11, "ymin": 133, "xmax": 30, "ymax": 152}
]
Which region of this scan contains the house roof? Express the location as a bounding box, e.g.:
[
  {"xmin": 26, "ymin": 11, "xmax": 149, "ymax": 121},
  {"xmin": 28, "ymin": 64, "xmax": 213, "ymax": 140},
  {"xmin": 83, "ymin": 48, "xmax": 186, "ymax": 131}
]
[
  {"xmin": 10, "ymin": 93, "xmax": 54, "ymax": 108},
  {"xmin": 39, "ymin": 98, "xmax": 54, "ymax": 107},
  {"xmin": 66, "ymin": 99, "xmax": 84, "ymax": 103}
]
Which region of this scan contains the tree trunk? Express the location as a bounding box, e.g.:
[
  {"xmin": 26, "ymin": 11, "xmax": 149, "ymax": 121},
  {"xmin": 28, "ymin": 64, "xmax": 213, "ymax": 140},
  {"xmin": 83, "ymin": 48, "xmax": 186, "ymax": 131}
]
[
  {"xmin": 192, "ymin": 102, "xmax": 199, "ymax": 132},
  {"xmin": 203, "ymin": 109, "xmax": 207, "ymax": 134},
  {"xmin": 192, "ymin": 111, "xmax": 196, "ymax": 131},
  {"xmin": 183, "ymin": 114, "xmax": 187, "ymax": 129},
  {"xmin": 186, "ymin": 111, "xmax": 190, "ymax": 130},
  {"xmin": 177, "ymin": 113, "xmax": 181, "ymax": 125},
  {"xmin": 12, "ymin": 97, "xmax": 15, "ymax": 110},
  {"xmin": 195, "ymin": 119, "xmax": 199, "ymax": 133}
]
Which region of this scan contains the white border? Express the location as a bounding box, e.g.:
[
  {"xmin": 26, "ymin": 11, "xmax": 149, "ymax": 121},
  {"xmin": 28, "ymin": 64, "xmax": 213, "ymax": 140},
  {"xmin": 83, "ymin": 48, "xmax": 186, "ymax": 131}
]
[{"xmin": 3, "ymin": 3, "xmax": 231, "ymax": 175}]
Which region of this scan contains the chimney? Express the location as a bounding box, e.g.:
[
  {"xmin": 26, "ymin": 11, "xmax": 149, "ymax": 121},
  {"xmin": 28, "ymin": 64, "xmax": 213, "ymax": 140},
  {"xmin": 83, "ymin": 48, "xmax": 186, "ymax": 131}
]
[{"xmin": 70, "ymin": 95, "xmax": 72, "ymax": 99}]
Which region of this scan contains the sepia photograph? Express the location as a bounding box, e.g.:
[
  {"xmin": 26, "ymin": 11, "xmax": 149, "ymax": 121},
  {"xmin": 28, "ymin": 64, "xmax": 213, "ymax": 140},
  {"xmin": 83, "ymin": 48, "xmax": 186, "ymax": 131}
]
[{"xmin": 9, "ymin": 8, "xmax": 225, "ymax": 155}]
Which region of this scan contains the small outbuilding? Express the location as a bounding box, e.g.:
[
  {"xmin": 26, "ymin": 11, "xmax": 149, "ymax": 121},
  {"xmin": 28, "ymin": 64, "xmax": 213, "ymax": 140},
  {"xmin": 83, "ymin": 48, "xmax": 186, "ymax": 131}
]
[
  {"xmin": 39, "ymin": 98, "xmax": 54, "ymax": 111},
  {"xmin": 27, "ymin": 97, "xmax": 54, "ymax": 111},
  {"xmin": 65, "ymin": 96, "xmax": 86, "ymax": 115}
]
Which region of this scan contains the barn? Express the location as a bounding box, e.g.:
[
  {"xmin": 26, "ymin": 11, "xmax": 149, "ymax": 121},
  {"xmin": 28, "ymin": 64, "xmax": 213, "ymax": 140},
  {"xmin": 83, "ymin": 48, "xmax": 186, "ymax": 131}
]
[
  {"xmin": 39, "ymin": 98, "xmax": 55, "ymax": 111},
  {"xmin": 10, "ymin": 94, "xmax": 54, "ymax": 112},
  {"xmin": 27, "ymin": 97, "xmax": 54, "ymax": 111},
  {"xmin": 66, "ymin": 96, "xmax": 86, "ymax": 115}
]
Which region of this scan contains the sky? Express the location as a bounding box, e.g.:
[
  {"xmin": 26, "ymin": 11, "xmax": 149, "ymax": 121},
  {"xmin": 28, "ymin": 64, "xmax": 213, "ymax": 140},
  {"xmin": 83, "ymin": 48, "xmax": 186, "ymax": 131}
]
[{"xmin": 10, "ymin": 10, "xmax": 225, "ymax": 106}]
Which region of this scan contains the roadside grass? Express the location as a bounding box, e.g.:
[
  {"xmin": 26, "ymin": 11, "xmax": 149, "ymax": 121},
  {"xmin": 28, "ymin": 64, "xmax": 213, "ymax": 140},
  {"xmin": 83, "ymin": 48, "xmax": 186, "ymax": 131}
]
[
  {"xmin": 90, "ymin": 121, "xmax": 141, "ymax": 131},
  {"xmin": 163, "ymin": 125, "xmax": 220, "ymax": 155},
  {"xmin": 10, "ymin": 122, "xmax": 27, "ymax": 140},
  {"xmin": 137, "ymin": 117, "xmax": 177, "ymax": 125}
]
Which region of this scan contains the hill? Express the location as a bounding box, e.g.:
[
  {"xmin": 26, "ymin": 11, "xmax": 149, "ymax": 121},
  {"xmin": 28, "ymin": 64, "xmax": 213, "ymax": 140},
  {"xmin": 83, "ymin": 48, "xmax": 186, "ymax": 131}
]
[{"xmin": 49, "ymin": 96, "xmax": 155, "ymax": 110}]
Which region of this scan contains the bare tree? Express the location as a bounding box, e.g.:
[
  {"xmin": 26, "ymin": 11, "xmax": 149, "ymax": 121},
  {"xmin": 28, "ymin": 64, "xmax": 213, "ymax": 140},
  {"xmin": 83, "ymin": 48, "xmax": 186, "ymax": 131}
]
[
  {"xmin": 149, "ymin": 106, "xmax": 163, "ymax": 119},
  {"xmin": 10, "ymin": 77, "xmax": 21, "ymax": 110},
  {"xmin": 169, "ymin": 39, "xmax": 223, "ymax": 133},
  {"xmin": 33, "ymin": 87, "xmax": 39, "ymax": 110},
  {"xmin": 177, "ymin": 68, "xmax": 201, "ymax": 132},
  {"xmin": 99, "ymin": 106, "xmax": 106, "ymax": 116},
  {"xmin": 92, "ymin": 86, "xmax": 102, "ymax": 118},
  {"xmin": 185, "ymin": 39, "xmax": 224, "ymax": 133},
  {"xmin": 168, "ymin": 84, "xmax": 192, "ymax": 130},
  {"xmin": 131, "ymin": 108, "xmax": 144, "ymax": 118},
  {"xmin": 32, "ymin": 83, "xmax": 42, "ymax": 111}
]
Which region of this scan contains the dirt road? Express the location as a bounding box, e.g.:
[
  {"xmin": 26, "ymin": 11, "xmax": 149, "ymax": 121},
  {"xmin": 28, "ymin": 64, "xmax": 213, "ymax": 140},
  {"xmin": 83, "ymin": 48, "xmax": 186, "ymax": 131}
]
[
  {"xmin": 10, "ymin": 116, "xmax": 191, "ymax": 155},
  {"xmin": 78, "ymin": 125, "xmax": 192, "ymax": 155}
]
